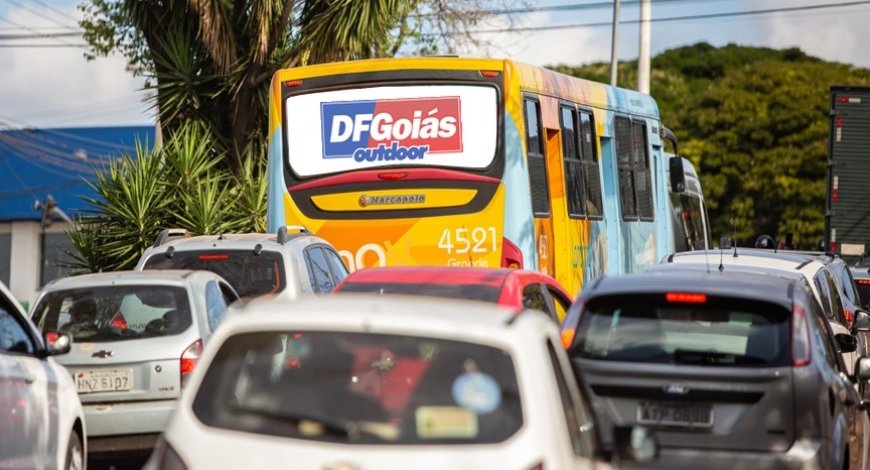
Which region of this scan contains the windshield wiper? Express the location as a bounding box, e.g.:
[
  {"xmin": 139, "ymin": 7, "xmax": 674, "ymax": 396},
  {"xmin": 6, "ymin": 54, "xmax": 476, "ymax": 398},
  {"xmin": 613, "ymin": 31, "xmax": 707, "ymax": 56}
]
[
  {"xmin": 673, "ymin": 348, "xmax": 767, "ymax": 366},
  {"xmin": 228, "ymin": 404, "xmax": 357, "ymax": 440}
]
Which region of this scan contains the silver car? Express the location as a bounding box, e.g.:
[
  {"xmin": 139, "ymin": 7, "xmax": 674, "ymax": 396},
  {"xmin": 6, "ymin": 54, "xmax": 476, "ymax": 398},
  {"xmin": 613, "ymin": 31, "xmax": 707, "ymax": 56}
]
[
  {"xmin": 29, "ymin": 270, "xmax": 239, "ymax": 459},
  {"xmin": 134, "ymin": 225, "xmax": 348, "ymax": 299}
]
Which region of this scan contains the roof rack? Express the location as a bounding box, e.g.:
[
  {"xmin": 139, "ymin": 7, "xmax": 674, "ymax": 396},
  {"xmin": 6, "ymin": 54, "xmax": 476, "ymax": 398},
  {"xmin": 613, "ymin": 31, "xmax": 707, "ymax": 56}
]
[
  {"xmin": 276, "ymin": 225, "xmax": 310, "ymax": 245},
  {"xmin": 153, "ymin": 228, "xmax": 190, "ymax": 247}
]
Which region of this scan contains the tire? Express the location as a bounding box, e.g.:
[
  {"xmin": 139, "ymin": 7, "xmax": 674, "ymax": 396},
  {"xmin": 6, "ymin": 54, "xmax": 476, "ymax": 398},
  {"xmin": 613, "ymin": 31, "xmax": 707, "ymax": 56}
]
[{"xmin": 64, "ymin": 430, "xmax": 84, "ymax": 470}]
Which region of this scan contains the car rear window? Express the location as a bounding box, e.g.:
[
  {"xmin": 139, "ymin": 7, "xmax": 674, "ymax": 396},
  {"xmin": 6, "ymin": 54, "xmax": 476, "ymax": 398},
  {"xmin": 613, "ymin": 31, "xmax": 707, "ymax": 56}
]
[
  {"xmin": 572, "ymin": 294, "xmax": 791, "ymax": 367},
  {"xmin": 143, "ymin": 250, "xmax": 285, "ymax": 298},
  {"xmin": 856, "ymin": 279, "xmax": 870, "ymax": 308},
  {"xmin": 31, "ymin": 285, "xmax": 192, "ymax": 343},
  {"xmin": 337, "ymin": 282, "xmax": 502, "ymax": 303},
  {"xmin": 193, "ymin": 331, "xmax": 522, "ymax": 444}
]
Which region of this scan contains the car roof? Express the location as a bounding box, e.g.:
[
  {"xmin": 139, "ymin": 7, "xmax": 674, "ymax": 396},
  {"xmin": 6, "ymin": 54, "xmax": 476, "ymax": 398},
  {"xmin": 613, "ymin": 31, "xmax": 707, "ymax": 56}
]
[
  {"xmin": 42, "ymin": 269, "xmax": 214, "ymax": 290},
  {"xmin": 587, "ymin": 268, "xmax": 797, "ymax": 307},
  {"xmin": 667, "ymin": 248, "xmax": 827, "ymax": 273},
  {"xmin": 226, "ymin": 294, "xmax": 536, "ymax": 334},
  {"xmin": 851, "ymin": 266, "xmax": 870, "ymax": 279},
  {"xmin": 149, "ymin": 232, "xmax": 310, "ymax": 250},
  {"xmin": 341, "ymin": 266, "xmax": 514, "ymax": 287}
]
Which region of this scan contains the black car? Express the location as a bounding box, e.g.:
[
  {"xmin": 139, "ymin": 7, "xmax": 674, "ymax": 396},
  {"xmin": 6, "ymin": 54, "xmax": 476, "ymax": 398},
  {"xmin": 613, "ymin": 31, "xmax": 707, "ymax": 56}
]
[{"xmin": 561, "ymin": 267, "xmax": 867, "ymax": 469}]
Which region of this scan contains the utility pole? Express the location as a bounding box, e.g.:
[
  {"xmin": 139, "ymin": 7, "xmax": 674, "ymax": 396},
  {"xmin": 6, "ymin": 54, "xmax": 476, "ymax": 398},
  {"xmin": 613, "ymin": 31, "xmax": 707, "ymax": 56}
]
[
  {"xmin": 609, "ymin": 0, "xmax": 621, "ymax": 86},
  {"xmin": 638, "ymin": 0, "xmax": 651, "ymax": 94}
]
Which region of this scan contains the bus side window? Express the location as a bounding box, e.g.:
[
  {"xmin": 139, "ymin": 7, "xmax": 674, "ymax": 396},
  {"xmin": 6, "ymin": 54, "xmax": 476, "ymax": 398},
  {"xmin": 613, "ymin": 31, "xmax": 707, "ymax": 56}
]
[
  {"xmin": 559, "ymin": 105, "xmax": 585, "ymax": 218},
  {"xmin": 632, "ymin": 120, "xmax": 654, "ymax": 221},
  {"xmin": 579, "ymin": 110, "xmax": 603, "ymax": 218},
  {"xmin": 615, "ymin": 116, "xmax": 637, "ymax": 220},
  {"xmin": 524, "ymin": 97, "xmax": 551, "ymax": 217}
]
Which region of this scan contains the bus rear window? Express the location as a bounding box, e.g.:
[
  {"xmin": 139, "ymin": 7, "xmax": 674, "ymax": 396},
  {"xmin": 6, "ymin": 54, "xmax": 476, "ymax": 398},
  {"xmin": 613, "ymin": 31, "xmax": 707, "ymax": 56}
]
[{"xmin": 285, "ymin": 85, "xmax": 498, "ymax": 178}]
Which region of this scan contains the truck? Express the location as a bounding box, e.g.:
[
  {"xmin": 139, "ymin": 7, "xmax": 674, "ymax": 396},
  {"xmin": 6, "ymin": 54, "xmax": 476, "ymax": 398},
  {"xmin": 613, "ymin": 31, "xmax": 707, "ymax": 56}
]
[{"xmin": 825, "ymin": 85, "xmax": 870, "ymax": 260}]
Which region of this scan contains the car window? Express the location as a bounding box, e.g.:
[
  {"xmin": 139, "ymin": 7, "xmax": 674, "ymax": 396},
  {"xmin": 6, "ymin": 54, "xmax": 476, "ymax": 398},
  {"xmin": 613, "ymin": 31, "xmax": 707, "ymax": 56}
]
[
  {"xmin": 522, "ymin": 283, "xmax": 556, "ymax": 320},
  {"xmin": 219, "ymin": 282, "xmax": 239, "ymax": 305},
  {"xmin": 807, "ymin": 298, "xmax": 839, "ymax": 370},
  {"xmin": 193, "ymin": 331, "xmax": 523, "ymax": 445},
  {"xmin": 338, "ymin": 282, "xmax": 502, "ymax": 303},
  {"xmin": 305, "ymin": 247, "xmax": 334, "ymax": 293},
  {"xmin": 0, "ymin": 302, "xmax": 34, "ymax": 355},
  {"xmin": 143, "ymin": 250, "xmax": 285, "ymax": 298},
  {"xmin": 546, "ymin": 339, "xmax": 596, "ymax": 457},
  {"xmin": 823, "ymin": 270, "xmax": 848, "ymax": 325},
  {"xmin": 573, "ymin": 294, "xmax": 791, "ymax": 367},
  {"xmin": 547, "ymin": 286, "xmax": 571, "ymax": 323},
  {"xmin": 814, "ymin": 271, "xmax": 841, "ymax": 324},
  {"xmin": 31, "ymin": 285, "xmax": 192, "ymax": 343},
  {"xmin": 205, "ymin": 281, "xmax": 229, "ymax": 331},
  {"xmin": 323, "ymin": 248, "xmax": 349, "ymax": 284},
  {"xmin": 835, "ymin": 262, "xmax": 861, "ymax": 307}
]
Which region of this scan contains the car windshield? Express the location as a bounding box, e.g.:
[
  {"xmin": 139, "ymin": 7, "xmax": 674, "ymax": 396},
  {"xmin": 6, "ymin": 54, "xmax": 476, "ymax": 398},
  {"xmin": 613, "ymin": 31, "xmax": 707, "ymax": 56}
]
[
  {"xmin": 31, "ymin": 285, "xmax": 192, "ymax": 342},
  {"xmin": 193, "ymin": 331, "xmax": 522, "ymax": 444},
  {"xmin": 573, "ymin": 294, "xmax": 790, "ymax": 367},
  {"xmin": 143, "ymin": 250, "xmax": 285, "ymax": 298},
  {"xmin": 337, "ymin": 282, "xmax": 502, "ymax": 303}
]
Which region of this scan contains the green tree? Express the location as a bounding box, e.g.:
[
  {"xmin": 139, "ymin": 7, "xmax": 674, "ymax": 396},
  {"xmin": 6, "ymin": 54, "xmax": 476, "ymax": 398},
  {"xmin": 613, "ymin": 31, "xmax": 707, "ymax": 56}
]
[
  {"xmin": 79, "ymin": 0, "xmax": 513, "ymax": 172},
  {"xmin": 560, "ymin": 43, "xmax": 870, "ymax": 249}
]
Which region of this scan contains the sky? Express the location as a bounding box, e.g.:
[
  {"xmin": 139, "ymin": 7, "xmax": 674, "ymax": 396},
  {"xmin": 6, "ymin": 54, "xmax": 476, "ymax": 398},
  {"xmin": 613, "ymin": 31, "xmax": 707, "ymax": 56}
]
[{"xmin": 1, "ymin": 0, "xmax": 869, "ymax": 128}]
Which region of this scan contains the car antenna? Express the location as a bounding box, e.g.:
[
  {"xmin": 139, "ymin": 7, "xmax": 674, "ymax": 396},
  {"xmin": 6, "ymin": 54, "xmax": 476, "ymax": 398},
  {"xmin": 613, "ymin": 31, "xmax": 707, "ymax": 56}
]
[{"xmin": 718, "ymin": 236, "xmax": 731, "ymax": 272}]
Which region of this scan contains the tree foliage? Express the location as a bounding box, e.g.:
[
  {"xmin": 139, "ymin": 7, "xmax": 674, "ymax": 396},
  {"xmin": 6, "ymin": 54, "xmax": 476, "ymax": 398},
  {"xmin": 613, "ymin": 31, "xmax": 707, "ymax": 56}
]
[
  {"xmin": 555, "ymin": 43, "xmax": 870, "ymax": 249},
  {"xmin": 79, "ymin": 0, "xmax": 513, "ymax": 172}
]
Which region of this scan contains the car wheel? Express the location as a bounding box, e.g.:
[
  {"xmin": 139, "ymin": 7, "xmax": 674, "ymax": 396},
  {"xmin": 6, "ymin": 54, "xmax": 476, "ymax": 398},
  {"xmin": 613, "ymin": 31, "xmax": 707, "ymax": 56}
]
[{"xmin": 64, "ymin": 430, "xmax": 84, "ymax": 470}]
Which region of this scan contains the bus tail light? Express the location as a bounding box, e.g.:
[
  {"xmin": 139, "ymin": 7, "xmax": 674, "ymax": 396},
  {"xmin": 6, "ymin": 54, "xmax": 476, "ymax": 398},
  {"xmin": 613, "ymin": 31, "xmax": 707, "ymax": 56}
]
[
  {"xmin": 285, "ymin": 79, "xmax": 303, "ymax": 87},
  {"xmin": 502, "ymin": 237, "xmax": 523, "ymax": 269},
  {"xmin": 480, "ymin": 70, "xmax": 500, "ymax": 78},
  {"xmin": 792, "ymin": 305, "xmax": 812, "ymax": 367}
]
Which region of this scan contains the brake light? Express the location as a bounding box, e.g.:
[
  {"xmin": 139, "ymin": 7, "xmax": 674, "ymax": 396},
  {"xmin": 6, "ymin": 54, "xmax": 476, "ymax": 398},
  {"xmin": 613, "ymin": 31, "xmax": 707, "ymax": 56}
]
[
  {"xmin": 198, "ymin": 254, "xmax": 229, "ymax": 261},
  {"xmin": 561, "ymin": 327, "xmax": 576, "ymax": 349},
  {"xmin": 45, "ymin": 331, "xmax": 59, "ymax": 345},
  {"xmin": 858, "ymin": 279, "xmax": 870, "ymax": 285},
  {"xmin": 480, "ymin": 70, "xmax": 500, "ymax": 78},
  {"xmin": 180, "ymin": 339, "xmax": 203, "ymax": 387},
  {"xmin": 109, "ymin": 312, "xmax": 128, "ymax": 329},
  {"xmin": 502, "ymin": 237, "xmax": 523, "ymax": 269},
  {"xmin": 285, "ymin": 79, "xmax": 303, "ymax": 87},
  {"xmin": 792, "ymin": 305, "xmax": 812, "ymax": 367},
  {"xmin": 665, "ymin": 292, "xmax": 707, "ymax": 304},
  {"xmin": 845, "ymin": 308, "xmax": 855, "ymax": 329},
  {"xmin": 377, "ymin": 171, "xmax": 408, "ymax": 180}
]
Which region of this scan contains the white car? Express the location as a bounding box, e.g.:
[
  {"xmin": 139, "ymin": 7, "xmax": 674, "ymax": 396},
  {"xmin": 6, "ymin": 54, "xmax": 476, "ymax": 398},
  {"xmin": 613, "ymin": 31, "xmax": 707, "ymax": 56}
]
[
  {"xmin": 147, "ymin": 295, "xmax": 622, "ymax": 469},
  {"xmin": 134, "ymin": 226, "xmax": 348, "ymax": 299},
  {"xmin": 662, "ymin": 248, "xmax": 860, "ymax": 373},
  {"xmin": 0, "ymin": 280, "xmax": 85, "ymax": 469}
]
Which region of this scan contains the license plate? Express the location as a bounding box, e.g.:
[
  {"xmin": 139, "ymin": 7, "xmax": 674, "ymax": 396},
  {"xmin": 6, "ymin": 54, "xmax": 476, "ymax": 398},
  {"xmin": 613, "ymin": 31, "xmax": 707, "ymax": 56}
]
[
  {"xmin": 637, "ymin": 401, "xmax": 713, "ymax": 428},
  {"xmin": 75, "ymin": 369, "xmax": 133, "ymax": 394}
]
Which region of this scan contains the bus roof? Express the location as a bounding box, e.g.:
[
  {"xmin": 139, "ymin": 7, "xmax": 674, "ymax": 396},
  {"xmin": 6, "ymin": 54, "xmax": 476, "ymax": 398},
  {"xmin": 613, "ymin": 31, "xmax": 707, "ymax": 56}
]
[{"xmin": 271, "ymin": 56, "xmax": 659, "ymax": 118}]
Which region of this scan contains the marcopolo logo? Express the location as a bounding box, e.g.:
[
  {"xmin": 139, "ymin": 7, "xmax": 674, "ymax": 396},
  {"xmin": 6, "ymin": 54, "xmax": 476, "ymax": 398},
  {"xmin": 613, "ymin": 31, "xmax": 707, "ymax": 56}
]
[
  {"xmin": 358, "ymin": 194, "xmax": 425, "ymax": 207},
  {"xmin": 321, "ymin": 97, "xmax": 462, "ymax": 162}
]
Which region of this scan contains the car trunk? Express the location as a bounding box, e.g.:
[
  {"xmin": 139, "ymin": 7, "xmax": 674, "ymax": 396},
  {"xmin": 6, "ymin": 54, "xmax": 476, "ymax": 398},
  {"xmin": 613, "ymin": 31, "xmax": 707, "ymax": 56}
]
[
  {"xmin": 58, "ymin": 334, "xmax": 196, "ymax": 403},
  {"xmin": 578, "ymin": 359, "xmax": 794, "ymax": 452}
]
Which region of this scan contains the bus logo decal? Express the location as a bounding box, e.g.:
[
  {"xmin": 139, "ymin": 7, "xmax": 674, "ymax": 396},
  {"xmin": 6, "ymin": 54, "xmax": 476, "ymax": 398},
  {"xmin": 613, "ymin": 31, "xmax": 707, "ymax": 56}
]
[
  {"xmin": 358, "ymin": 194, "xmax": 425, "ymax": 207},
  {"xmin": 321, "ymin": 97, "xmax": 463, "ymax": 161}
]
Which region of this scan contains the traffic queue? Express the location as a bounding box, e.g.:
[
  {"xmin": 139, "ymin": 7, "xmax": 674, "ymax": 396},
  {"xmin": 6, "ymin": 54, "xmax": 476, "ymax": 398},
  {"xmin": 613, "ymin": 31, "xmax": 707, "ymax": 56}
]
[{"xmin": 3, "ymin": 225, "xmax": 870, "ymax": 470}]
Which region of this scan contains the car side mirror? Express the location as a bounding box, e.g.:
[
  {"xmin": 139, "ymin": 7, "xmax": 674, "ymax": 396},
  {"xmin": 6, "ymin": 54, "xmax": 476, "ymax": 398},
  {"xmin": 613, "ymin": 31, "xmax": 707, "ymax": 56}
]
[
  {"xmin": 856, "ymin": 311, "xmax": 870, "ymax": 332},
  {"xmin": 669, "ymin": 156, "xmax": 685, "ymax": 194},
  {"xmin": 836, "ymin": 333, "xmax": 858, "ymax": 354},
  {"xmin": 614, "ymin": 426, "xmax": 657, "ymax": 463},
  {"xmin": 857, "ymin": 358, "xmax": 870, "ymax": 382},
  {"xmin": 44, "ymin": 331, "xmax": 71, "ymax": 356}
]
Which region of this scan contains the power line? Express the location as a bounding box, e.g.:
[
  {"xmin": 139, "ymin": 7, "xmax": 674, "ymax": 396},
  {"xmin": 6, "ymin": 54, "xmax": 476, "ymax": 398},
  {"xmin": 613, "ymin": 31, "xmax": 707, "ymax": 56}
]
[
  {"xmin": 436, "ymin": 0, "xmax": 740, "ymax": 16},
  {"xmin": 30, "ymin": 0, "xmax": 81, "ymax": 25},
  {"xmin": 0, "ymin": 32, "xmax": 82, "ymax": 40},
  {"xmin": 0, "ymin": 14, "xmax": 80, "ymax": 46},
  {"xmin": 459, "ymin": 0, "xmax": 870, "ymax": 34},
  {"xmin": 0, "ymin": 43, "xmax": 86, "ymax": 48},
  {"xmin": 3, "ymin": 0, "xmax": 78, "ymax": 29}
]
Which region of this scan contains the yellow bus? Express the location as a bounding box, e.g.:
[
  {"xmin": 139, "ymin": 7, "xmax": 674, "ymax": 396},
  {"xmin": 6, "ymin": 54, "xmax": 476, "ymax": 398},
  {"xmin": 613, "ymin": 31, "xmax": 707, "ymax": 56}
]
[{"xmin": 267, "ymin": 57, "xmax": 689, "ymax": 296}]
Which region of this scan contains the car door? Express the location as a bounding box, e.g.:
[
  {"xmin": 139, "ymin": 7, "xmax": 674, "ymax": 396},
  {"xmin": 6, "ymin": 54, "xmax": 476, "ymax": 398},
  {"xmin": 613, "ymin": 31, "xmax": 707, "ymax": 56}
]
[{"xmin": 0, "ymin": 299, "xmax": 52, "ymax": 467}]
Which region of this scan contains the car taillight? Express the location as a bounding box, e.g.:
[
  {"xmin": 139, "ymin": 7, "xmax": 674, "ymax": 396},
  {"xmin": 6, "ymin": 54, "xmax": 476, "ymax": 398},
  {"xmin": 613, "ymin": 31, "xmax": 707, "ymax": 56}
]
[
  {"xmin": 109, "ymin": 312, "xmax": 128, "ymax": 330},
  {"xmin": 502, "ymin": 237, "xmax": 523, "ymax": 269},
  {"xmin": 560, "ymin": 328, "xmax": 576, "ymax": 349},
  {"xmin": 152, "ymin": 437, "xmax": 188, "ymax": 470},
  {"xmin": 665, "ymin": 292, "xmax": 707, "ymax": 303},
  {"xmin": 792, "ymin": 305, "xmax": 812, "ymax": 367},
  {"xmin": 845, "ymin": 308, "xmax": 855, "ymax": 329},
  {"xmin": 180, "ymin": 339, "xmax": 202, "ymax": 388}
]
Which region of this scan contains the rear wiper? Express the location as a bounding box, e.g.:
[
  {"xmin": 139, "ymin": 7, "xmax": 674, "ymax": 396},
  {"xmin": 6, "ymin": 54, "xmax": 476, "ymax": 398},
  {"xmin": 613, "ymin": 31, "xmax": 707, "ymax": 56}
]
[
  {"xmin": 229, "ymin": 404, "xmax": 355, "ymax": 439},
  {"xmin": 673, "ymin": 349, "xmax": 767, "ymax": 365}
]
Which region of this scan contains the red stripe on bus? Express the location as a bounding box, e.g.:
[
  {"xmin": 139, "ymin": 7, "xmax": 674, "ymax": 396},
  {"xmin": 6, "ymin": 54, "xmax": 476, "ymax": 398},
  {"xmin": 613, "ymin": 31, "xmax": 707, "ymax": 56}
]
[{"xmin": 290, "ymin": 168, "xmax": 500, "ymax": 192}]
